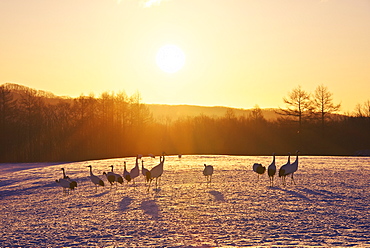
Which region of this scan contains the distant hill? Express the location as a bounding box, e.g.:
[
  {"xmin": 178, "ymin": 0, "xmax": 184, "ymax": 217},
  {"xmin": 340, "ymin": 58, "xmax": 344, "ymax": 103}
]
[
  {"xmin": 146, "ymin": 104, "xmax": 279, "ymax": 122},
  {"xmin": 1, "ymin": 82, "xmax": 68, "ymax": 105},
  {"xmin": 2, "ymin": 82, "xmax": 279, "ymax": 121}
]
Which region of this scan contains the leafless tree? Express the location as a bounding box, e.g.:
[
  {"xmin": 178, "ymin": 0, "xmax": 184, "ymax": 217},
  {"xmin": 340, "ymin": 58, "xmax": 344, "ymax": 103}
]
[
  {"xmin": 0, "ymin": 84, "xmax": 17, "ymax": 126},
  {"xmin": 277, "ymin": 85, "xmax": 313, "ymax": 131},
  {"xmin": 312, "ymin": 84, "xmax": 341, "ymax": 130},
  {"xmin": 249, "ymin": 104, "xmax": 266, "ymax": 122},
  {"xmin": 354, "ymin": 100, "xmax": 370, "ymax": 118}
]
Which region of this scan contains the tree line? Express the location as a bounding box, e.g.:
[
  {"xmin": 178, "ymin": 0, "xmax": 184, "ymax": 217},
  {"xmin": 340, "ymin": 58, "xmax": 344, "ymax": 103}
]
[{"xmin": 0, "ymin": 83, "xmax": 369, "ymax": 162}]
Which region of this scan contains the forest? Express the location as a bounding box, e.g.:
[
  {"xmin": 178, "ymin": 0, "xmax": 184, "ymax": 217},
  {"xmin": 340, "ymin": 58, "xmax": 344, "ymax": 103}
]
[{"xmin": 0, "ymin": 83, "xmax": 369, "ymax": 162}]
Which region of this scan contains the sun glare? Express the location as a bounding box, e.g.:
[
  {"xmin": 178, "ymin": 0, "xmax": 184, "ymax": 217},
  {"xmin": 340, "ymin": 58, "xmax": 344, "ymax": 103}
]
[{"xmin": 156, "ymin": 44, "xmax": 186, "ymax": 74}]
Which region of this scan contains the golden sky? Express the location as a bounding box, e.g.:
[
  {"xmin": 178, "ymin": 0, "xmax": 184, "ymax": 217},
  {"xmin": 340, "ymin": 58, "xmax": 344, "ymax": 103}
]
[{"xmin": 0, "ymin": 0, "xmax": 369, "ymax": 113}]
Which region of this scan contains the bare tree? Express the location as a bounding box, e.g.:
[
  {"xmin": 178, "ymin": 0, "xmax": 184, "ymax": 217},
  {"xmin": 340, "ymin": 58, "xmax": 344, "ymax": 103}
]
[
  {"xmin": 128, "ymin": 91, "xmax": 152, "ymax": 127},
  {"xmin": 224, "ymin": 108, "xmax": 236, "ymax": 120},
  {"xmin": 249, "ymin": 104, "xmax": 265, "ymax": 123},
  {"xmin": 0, "ymin": 85, "xmax": 18, "ymax": 160},
  {"xmin": 18, "ymin": 87, "xmax": 46, "ymax": 161},
  {"xmin": 277, "ymin": 85, "xmax": 313, "ymax": 131},
  {"xmin": 354, "ymin": 100, "xmax": 370, "ymax": 118},
  {"xmin": 0, "ymin": 84, "xmax": 17, "ymax": 126},
  {"xmin": 312, "ymin": 84, "xmax": 341, "ymax": 129},
  {"xmin": 363, "ymin": 100, "xmax": 370, "ymax": 118}
]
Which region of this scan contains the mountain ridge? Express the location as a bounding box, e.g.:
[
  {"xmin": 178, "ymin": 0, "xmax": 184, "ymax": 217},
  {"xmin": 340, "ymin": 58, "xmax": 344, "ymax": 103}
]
[
  {"xmin": 146, "ymin": 104, "xmax": 279, "ymax": 122},
  {"xmin": 2, "ymin": 82, "xmax": 279, "ymax": 121}
]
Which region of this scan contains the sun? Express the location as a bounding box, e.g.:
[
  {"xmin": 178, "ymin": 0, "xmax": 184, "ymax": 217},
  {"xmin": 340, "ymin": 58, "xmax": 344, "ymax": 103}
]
[{"xmin": 156, "ymin": 44, "xmax": 186, "ymax": 74}]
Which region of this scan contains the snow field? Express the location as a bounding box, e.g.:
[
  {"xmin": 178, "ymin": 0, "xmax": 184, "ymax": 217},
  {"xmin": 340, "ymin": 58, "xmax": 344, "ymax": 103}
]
[{"xmin": 0, "ymin": 155, "xmax": 369, "ymax": 247}]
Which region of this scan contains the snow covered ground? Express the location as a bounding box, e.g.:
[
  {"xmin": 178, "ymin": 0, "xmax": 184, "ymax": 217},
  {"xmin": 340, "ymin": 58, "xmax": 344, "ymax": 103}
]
[{"xmin": 0, "ymin": 155, "xmax": 369, "ymax": 247}]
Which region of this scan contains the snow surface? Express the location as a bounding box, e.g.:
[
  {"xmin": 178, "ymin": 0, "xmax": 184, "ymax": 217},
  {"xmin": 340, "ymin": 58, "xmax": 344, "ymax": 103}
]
[{"xmin": 0, "ymin": 155, "xmax": 369, "ymax": 247}]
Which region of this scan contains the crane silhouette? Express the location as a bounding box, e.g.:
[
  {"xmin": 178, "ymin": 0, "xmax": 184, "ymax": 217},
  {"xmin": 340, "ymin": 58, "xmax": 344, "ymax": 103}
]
[
  {"xmin": 279, "ymin": 152, "xmax": 291, "ymax": 186},
  {"xmin": 87, "ymin": 165, "xmax": 105, "ymax": 192},
  {"xmin": 267, "ymin": 153, "xmax": 276, "ymax": 187},
  {"xmin": 253, "ymin": 163, "xmax": 266, "ymax": 182},
  {"xmin": 203, "ymin": 164, "xmax": 214, "ymax": 183}
]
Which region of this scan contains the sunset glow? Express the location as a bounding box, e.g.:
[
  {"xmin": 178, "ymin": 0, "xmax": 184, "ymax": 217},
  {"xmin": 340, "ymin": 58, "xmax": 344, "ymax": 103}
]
[{"xmin": 0, "ymin": 0, "xmax": 369, "ymax": 112}]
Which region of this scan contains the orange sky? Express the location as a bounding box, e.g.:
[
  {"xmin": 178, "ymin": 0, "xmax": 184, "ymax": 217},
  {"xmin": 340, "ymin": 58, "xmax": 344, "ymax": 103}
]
[{"xmin": 0, "ymin": 0, "xmax": 369, "ymax": 113}]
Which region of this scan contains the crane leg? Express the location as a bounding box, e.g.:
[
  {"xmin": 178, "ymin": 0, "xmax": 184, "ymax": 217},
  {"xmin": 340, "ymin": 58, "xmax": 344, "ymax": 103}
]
[
  {"xmin": 291, "ymin": 173, "xmax": 296, "ymax": 185},
  {"xmin": 147, "ymin": 179, "xmax": 152, "ymax": 192}
]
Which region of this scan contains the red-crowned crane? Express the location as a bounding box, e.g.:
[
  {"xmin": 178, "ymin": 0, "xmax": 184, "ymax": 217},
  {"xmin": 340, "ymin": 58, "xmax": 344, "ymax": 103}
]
[
  {"xmin": 284, "ymin": 150, "xmax": 300, "ymax": 185},
  {"xmin": 148, "ymin": 152, "xmax": 166, "ymax": 191},
  {"xmin": 110, "ymin": 165, "xmax": 123, "ymax": 185},
  {"xmin": 253, "ymin": 163, "xmax": 266, "ymax": 182},
  {"xmin": 267, "ymin": 153, "xmax": 276, "ymax": 187},
  {"xmin": 279, "ymin": 152, "xmax": 291, "ymax": 186},
  {"xmin": 55, "ymin": 178, "xmax": 74, "ymax": 195},
  {"xmin": 103, "ymin": 168, "xmax": 116, "ymax": 186},
  {"xmin": 123, "ymin": 161, "xmax": 131, "ymax": 184},
  {"xmin": 129, "ymin": 156, "xmax": 140, "ymax": 185},
  {"xmin": 61, "ymin": 168, "xmax": 77, "ymax": 190},
  {"xmin": 87, "ymin": 165, "xmax": 104, "ymax": 192},
  {"xmin": 203, "ymin": 164, "xmax": 214, "ymax": 183},
  {"xmin": 141, "ymin": 160, "xmax": 150, "ymax": 184}
]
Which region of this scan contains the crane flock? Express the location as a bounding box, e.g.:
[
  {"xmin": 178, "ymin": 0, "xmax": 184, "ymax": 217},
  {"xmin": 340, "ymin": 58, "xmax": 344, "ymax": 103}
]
[
  {"xmin": 279, "ymin": 151, "xmax": 300, "ymax": 186},
  {"xmin": 55, "ymin": 151, "xmax": 300, "ymax": 194},
  {"xmin": 252, "ymin": 151, "xmax": 300, "ymax": 187}
]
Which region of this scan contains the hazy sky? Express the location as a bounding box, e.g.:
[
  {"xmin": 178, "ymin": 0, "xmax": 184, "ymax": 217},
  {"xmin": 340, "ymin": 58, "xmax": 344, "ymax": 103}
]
[{"xmin": 1, "ymin": 0, "xmax": 369, "ymax": 113}]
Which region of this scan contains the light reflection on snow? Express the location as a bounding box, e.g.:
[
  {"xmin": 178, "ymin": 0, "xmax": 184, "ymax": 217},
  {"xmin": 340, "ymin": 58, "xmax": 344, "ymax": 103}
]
[{"xmin": 0, "ymin": 155, "xmax": 369, "ymax": 247}]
